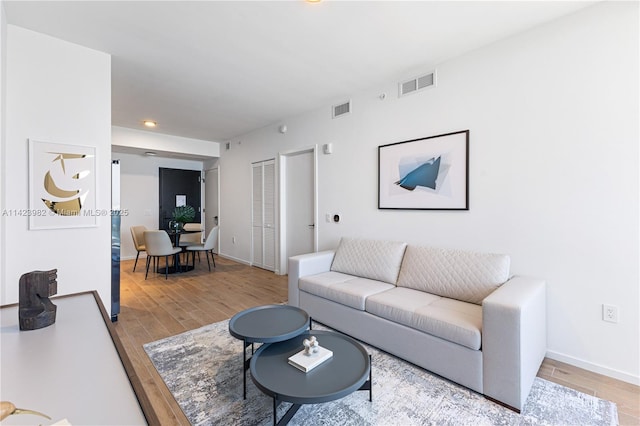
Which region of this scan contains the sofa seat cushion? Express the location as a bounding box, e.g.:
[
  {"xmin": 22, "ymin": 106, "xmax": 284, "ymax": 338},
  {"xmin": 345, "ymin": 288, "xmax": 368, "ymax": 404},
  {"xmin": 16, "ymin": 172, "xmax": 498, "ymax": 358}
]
[
  {"xmin": 366, "ymin": 288, "xmax": 482, "ymax": 350},
  {"xmin": 330, "ymin": 238, "xmax": 408, "ymax": 284},
  {"xmin": 397, "ymin": 245, "xmax": 510, "ymax": 305},
  {"xmin": 299, "ymin": 271, "xmax": 395, "ymax": 311}
]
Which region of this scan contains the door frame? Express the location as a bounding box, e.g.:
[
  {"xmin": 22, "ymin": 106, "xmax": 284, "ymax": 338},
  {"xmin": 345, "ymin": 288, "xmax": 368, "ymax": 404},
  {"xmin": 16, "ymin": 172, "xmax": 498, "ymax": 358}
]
[
  {"xmin": 204, "ymin": 165, "xmax": 219, "ymax": 250},
  {"xmin": 278, "ymin": 146, "xmax": 318, "ymax": 275}
]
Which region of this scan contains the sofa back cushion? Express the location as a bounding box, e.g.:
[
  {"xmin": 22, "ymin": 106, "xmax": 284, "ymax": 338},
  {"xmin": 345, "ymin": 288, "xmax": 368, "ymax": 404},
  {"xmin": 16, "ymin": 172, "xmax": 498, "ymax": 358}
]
[
  {"xmin": 397, "ymin": 245, "xmax": 510, "ymax": 305},
  {"xmin": 330, "ymin": 238, "xmax": 408, "ymax": 285}
]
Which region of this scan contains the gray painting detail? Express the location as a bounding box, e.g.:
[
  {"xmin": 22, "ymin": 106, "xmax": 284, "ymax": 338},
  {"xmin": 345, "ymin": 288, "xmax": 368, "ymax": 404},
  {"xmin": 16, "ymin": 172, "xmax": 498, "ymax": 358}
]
[
  {"xmin": 396, "ymin": 156, "xmax": 441, "ymax": 191},
  {"xmin": 144, "ymin": 320, "xmax": 618, "ymax": 426}
]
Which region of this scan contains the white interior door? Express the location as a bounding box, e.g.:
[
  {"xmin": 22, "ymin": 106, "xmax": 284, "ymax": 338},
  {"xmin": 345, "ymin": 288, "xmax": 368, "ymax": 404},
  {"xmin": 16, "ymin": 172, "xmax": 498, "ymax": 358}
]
[
  {"xmin": 252, "ymin": 163, "xmax": 263, "ymax": 268},
  {"xmin": 252, "ymin": 160, "xmax": 275, "ymax": 271},
  {"xmin": 263, "ymin": 161, "xmax": 276, "ymax": 270},
  {"xmin": 286, "ymin": 151, "xmax": 314, "ymax": 257},
  {"xmin": 204, "ymin": 167, "xmax": 218, "ymax": 249},
  {"xmin": 279, "ymin": 147, "xmax": 317, "ymax": 275}
]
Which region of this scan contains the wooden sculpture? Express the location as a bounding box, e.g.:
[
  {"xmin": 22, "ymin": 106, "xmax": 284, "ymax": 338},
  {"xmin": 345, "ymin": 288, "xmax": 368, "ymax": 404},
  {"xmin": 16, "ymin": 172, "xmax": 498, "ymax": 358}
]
[{"xmin": 18, "ymin": 269, "xmax": 58, "ymax": 331}]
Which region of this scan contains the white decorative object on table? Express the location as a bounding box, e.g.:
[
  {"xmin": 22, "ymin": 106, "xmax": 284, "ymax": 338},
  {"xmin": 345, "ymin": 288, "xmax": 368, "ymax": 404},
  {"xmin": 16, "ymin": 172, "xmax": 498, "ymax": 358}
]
[
  {"xmin": 303, "ymin": 336, "xmax": 319, "ymax": 355},
  {"xmin": 288, "ymin": 336, "xmax": 333, "ymax": 372}
]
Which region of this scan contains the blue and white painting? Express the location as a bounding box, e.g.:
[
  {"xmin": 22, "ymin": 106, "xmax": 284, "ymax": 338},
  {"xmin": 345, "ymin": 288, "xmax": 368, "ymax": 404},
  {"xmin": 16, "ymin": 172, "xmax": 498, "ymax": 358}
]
[
  {"xmin": 378, "ymin": 131, "xmax": 468, "ymax": 210},
  {"xmin": 396, "ymin": 155, "xmax": 449, "ymax": 191}
]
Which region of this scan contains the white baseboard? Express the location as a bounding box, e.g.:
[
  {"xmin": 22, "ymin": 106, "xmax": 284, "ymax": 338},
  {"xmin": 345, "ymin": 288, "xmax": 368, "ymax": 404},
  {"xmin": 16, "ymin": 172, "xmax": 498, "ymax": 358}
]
[
  {"xmin": 546, "ymin": 350, "xmax": 640, "ymax": 386},
  {"xmin": 217, "ymin": 253, "xmax": 251, "ymax": 266},
  {"xmin": 216, "ymin": 254, "xmax": 281, "ymax": 274},
  {"xmin": 122, "ymin": 252, "xmax": 255, "ymax": 267}
]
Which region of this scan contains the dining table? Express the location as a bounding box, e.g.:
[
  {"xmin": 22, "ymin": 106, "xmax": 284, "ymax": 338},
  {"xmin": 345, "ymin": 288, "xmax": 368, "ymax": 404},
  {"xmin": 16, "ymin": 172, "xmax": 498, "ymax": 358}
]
[{"xmin": 158, "ymin": 229, "xmax": 198, "ymax": 274}]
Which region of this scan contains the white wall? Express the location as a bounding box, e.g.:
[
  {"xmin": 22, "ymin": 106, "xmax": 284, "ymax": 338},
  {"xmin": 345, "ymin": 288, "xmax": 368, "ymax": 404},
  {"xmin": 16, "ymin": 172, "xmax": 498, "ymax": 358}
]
[
  {"xmin": 115, "ymin": 151, "xmax": 203, "ymax": 260},
  {"xmin": 1, "ymin": 26, "xmax": 112, "ymax": 309},
  {"xmin": 0, "ymin": 2, "xmax": 7, "ymax": 295},
  {"xmin": 112, "ymin": 125, "xmax": 220, "ymax": 158},
  {"xmin": 219, "ymin": 2, "xmax": 639, "ymax": 383}
]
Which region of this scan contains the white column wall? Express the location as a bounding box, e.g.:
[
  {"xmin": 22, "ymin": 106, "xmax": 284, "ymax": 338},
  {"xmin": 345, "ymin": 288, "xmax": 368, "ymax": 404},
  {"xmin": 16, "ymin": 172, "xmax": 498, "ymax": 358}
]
[
  {"xmin": 2, "ymin": 26, "xmax": 112, "ymax": 310},
  {"xmin": 0, "ymin": 2, "xmax": 7, "ymax": 295},
  {"xmin": 219, "ymin": 2, "xmax": 639, "ymax": 383}
]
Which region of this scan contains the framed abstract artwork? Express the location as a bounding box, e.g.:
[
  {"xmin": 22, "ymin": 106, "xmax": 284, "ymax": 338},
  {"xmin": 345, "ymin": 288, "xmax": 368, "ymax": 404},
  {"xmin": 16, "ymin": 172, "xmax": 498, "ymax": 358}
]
[
  {"xmin": 378, "ymin": 130, "xmax": 469, "ymax": 210},
  {"xmin": 28, "ymin": 139, "xmax": 97, "ymax": 229}
]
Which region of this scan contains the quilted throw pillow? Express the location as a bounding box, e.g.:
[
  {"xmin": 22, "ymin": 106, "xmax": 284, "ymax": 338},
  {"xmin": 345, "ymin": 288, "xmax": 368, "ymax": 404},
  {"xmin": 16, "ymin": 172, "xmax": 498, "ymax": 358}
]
[
  {"xmin": 330, "ymin": 238, "xmax": 408, "ymax": 285},
  {"xmin": 397, "ymin": 245, "xmax": 510, "ymax": 305}
]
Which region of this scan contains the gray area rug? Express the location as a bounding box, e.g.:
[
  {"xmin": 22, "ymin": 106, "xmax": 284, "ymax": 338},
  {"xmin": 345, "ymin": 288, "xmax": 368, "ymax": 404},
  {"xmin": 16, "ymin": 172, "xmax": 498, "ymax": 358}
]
[{"xmin": 143, "ymin": 320, "xmax": 618, "ymax": 426}]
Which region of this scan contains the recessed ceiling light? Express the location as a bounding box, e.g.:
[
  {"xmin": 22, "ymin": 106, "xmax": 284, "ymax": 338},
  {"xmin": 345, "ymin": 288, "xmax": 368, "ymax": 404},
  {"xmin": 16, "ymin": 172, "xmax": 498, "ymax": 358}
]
[
  {"xmin": 143, "ymin": 120, "xmax": 157, "ymax": 128},
  {"xmin": 144, "ymin": 151, "xmax": 157, "ymax": 156},
  {"xmin": 305, "ymin": 0, "xmax": 322, "ymax": 3}
]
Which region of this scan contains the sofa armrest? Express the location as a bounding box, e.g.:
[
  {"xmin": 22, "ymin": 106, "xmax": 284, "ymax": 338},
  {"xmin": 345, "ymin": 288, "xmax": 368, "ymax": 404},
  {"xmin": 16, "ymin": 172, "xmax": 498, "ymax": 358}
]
[
  {"xmin": 287, "ymin": 250, "xmax": 336, "ymax": 307},
  {"xmin": 482, "ymin": 275, "xmax": 546, "ymax": 411}
]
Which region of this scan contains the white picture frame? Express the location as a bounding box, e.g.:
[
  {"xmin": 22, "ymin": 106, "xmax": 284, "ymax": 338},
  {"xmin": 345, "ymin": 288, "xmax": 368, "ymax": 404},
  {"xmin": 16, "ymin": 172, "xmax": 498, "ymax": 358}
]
[{"xmin": 28, "ymin": 139, "xmax": 97, "ymax": 229}]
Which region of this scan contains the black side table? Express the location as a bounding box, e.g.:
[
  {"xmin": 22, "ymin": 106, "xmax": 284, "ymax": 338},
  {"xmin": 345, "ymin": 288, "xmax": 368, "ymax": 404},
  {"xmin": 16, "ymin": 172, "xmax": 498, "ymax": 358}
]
[
  {"xmin": 228, "ymin": 304, "xmax": 310, "ymax": 399},
  {"xmin": 250, "ymin": 330, "xmax": 372, "ymax": 426}
]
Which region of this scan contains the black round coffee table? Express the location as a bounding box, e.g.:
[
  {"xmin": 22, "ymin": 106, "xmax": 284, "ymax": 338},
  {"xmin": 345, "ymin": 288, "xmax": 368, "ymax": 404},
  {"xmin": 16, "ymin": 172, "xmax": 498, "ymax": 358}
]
[
  {"xmin": 229, "ymin": 304, "xmax": 310, "ymax": 399},
  {"xmin": 250, "ymin": 330, "xmax": 372, "ymax": 426}
]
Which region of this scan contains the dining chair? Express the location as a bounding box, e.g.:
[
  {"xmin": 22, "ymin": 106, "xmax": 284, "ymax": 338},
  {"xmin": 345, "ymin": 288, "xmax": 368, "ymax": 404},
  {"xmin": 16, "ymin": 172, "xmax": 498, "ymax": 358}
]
[
  {"xmin": 178, "ymin": 223, "xmax": 203, "ymax": 246},
  {"xmin": 130, "ymin": 225, "xmax": 147, "ymax": 272},
  {"xmin": 143, "ymin": 230, "xmax": 183, "ymax": 279},
  {"xmin": 178, "ymin": 222, "xmax": 203, "ymax": 263},
  {"xmin": 186, "ymin": 226, "xmax": 219, "ymax": 272}
]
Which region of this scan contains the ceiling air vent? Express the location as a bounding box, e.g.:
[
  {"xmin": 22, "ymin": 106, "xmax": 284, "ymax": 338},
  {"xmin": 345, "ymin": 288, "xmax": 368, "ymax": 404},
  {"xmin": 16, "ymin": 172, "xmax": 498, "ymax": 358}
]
[
  {"xmin": 332, "ymin": 100, "xmax": 351, "ymax": 119},
  {"xmin": 399, "ymin": 70, "xmax": 437, "ymax": 97}
]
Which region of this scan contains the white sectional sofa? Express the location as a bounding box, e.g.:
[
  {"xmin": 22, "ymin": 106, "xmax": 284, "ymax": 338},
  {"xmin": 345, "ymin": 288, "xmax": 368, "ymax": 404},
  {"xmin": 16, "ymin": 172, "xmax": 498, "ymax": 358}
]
[{"xmin": 288, "ymin": 238, "xmax": 546, "ymax": 411}]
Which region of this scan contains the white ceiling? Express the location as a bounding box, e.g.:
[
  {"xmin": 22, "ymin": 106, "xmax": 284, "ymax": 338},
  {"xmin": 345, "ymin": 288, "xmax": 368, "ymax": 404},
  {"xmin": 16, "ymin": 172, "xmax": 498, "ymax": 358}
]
[{"xmin": 4, "ymin": 1, "xmax": 596, "ymax": 142}]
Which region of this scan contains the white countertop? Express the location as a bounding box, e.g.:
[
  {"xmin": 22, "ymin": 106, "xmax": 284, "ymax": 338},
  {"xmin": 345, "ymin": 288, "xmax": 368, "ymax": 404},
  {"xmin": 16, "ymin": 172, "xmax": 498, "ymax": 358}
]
[{"xmin": 1, "ymin": 292, "xmax": 147, "ymax": 425}]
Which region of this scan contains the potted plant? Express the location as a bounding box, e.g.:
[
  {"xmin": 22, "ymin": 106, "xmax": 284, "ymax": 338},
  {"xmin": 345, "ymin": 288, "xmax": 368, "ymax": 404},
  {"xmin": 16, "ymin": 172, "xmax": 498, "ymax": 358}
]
[{"xmin": 170, "ymin": 205, "xmax": 195, "ymax": 230}]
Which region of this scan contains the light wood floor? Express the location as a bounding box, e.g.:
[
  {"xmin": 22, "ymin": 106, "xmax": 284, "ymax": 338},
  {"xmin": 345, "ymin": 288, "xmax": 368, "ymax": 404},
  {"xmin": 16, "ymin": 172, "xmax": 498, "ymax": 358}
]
[{"xmin": 113, "ymin": 256, "xmax": 639, "ymax": 425}]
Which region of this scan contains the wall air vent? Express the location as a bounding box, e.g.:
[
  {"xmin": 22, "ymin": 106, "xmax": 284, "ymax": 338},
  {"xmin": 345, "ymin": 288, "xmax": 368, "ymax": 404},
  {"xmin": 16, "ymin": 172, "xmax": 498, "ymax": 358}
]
[
  {"xmin": 332, "ymin": 100, "xmax": 351, "ymax": 119},
  {"xmin": 399, "ymin": 70, "xmax": 437, "ymax": 97}
]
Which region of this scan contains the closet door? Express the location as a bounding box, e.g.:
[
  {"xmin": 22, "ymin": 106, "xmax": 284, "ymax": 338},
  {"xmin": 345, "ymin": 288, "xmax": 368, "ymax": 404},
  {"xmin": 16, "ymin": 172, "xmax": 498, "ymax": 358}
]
[
  {"xmin": 252, "ymin": 163, "xmax": 263, "ymax": 268},
  {"xmin": 252, "ymin": 160, "xmax": 275, "ymax": 271},
  {"xmin": 262, "ymin": 161, "xmax": 276, "ymax": 270}
]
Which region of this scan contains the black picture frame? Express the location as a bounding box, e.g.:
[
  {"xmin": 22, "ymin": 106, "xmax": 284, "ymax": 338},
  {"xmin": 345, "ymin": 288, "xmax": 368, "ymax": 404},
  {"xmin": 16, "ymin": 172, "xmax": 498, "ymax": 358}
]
[{"xmin": 378, "ymin": 130, "xmax": 469, "ymax": 210}]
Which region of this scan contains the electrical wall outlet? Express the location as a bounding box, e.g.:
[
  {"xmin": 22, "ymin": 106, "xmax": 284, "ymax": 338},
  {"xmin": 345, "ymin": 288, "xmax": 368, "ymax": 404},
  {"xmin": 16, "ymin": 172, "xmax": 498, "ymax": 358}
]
[{"xmin": 602, "ymin": 304, "xmax": 619, "ymax": 323}]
